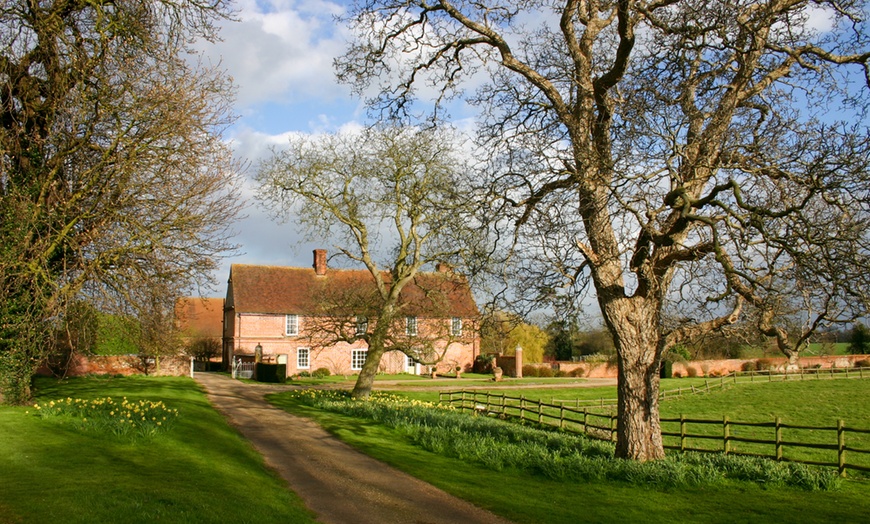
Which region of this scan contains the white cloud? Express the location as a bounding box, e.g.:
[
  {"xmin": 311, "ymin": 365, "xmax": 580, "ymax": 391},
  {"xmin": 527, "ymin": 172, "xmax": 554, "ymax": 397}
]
[{"xmin": 198, "ymin": 0, "xmax": 350, "ymax": 109}]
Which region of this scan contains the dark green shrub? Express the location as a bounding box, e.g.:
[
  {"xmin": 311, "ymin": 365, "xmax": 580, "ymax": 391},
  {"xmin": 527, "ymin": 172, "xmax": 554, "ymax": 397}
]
[
  {"xmin": 554, "ymin": 370, "xmax": 568, "ymax": 377},
  {"xmin": 686, "ymin": 366, "xmax": 699, "ymax": 377},
  {"xmin": 298, "ymin": 371, "xmax": 311, "ymax": 378},
  {"xmin": 311, "ymin": 367, "xmax": 331, "ymax": 378},
  {"xmin": 255, "ymin": 363, "xmax": 286, "ymax": 383},
  {"xmin": 569, "ymin": 368, "xmax": 585, "ymax": 378}
]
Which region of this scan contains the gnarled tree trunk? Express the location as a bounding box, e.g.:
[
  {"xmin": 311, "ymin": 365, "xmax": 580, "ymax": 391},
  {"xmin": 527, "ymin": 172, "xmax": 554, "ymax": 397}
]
[{"xmin": 603, "ymin": 297, "xmax": 666, "ymax": 461}]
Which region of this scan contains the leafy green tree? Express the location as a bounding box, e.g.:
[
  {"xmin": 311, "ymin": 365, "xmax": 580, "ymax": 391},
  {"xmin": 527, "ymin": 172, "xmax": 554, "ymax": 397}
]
[
  {"xmin": 850, "ymin": 324, "xmax": 870, "ymax": 355},
  {"xmin": 0, "ymin": 0, "xmax": 241, "ymax": 403}
]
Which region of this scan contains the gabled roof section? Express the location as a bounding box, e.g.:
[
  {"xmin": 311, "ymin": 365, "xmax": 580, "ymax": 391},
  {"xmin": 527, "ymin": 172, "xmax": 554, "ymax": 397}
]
[
  {"xmin": 227, "ymin": 264, "xmax": 478, "ymax": 318},
  {"xmin": 175, "ymin": 297, "xmax": 223, "ymax": 338}
]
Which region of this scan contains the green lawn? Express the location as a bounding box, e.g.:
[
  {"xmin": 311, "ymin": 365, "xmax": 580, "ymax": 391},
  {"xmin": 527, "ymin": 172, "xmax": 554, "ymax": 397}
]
[
  {"xmin": 0, "ymin": 376, "xmax": 316, "ymax": 524},
  {"xmin": 268, "ymin": 385, "xmax": 870, "ymax": 524}
]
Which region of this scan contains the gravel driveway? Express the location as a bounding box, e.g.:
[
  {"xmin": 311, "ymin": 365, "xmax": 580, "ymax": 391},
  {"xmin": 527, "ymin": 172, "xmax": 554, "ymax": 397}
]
[{"xmin": 194, "ymin": 372, "xmax": 513, "ymax": 524}]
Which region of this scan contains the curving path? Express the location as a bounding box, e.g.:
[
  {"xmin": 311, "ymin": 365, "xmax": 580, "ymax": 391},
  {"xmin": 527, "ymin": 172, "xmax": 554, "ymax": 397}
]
[{"xmin": 194, "ymin": 372, "xmax": 512, "ymax": 524}]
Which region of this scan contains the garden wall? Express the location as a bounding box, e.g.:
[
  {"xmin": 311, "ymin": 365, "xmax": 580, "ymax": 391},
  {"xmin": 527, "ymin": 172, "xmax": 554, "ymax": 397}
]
[
  {"xmin": 544, "ymin": 354, "xmax": 870, "ymax": 379},
  {"xmin": 37, "ymin": 354, "xmax": 192, "ymax": 378},
  {"xmin": 671, "ymin": 354, "xmax": 870, "ymax": 378}
]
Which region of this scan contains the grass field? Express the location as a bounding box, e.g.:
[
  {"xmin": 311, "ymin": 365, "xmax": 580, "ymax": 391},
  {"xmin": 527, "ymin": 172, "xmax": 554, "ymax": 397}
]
[
  {"xmin": 6, "ymin": 373, "xmax": 870, "ymax": 523},
  {"xmin": 269, "ymin": 380, "xmax": 870, "ymax": 524},
  {"xmin": 0, "ymin": 376, "xmax": 316, "ymax": 524}
]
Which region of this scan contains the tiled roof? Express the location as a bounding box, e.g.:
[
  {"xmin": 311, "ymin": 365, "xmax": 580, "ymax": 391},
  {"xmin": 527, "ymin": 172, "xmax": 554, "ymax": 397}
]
[
  {"xmin": 227, "ymin": 264, "xmax": 478, "ymax": 318},
  {"xmin": 175, "ymin": 297, "xmax": 223, "ymax": 338}
]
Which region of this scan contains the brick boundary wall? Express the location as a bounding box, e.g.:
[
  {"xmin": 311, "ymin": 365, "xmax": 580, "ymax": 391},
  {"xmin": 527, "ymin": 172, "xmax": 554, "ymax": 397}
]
[
  {"xmin": 525, "ymin": 354, "xmax": 870, "ymax": 379},
  {"xmin": 37, "ymin": 354, "xmax": 192, "ymax": 378}
]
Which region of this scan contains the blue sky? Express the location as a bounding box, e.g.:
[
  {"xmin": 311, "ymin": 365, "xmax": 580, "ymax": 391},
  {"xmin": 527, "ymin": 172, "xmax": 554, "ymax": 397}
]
[
  {"xmin": 193, "ymin": 0, "xmax": 850, "ymax": 300},
  {"xmin": 194, "ymin": 0, "xmax": 366, "ymax": 290}
]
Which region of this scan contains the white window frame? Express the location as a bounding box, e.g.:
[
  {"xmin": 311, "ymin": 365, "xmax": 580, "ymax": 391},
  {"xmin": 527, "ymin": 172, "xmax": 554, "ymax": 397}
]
[
  {"xmin": 406, "ymin": 316, "xmax": 418, "ymax": 337},
  {"xmin": 297, "ymin": 347, "xmax": 310, "ymax": 369},
  {"xmin": 285, "ymin": 314, "xmax": 299, "ymax": 336},
  {"xmin": 356, "ymin": 316, "xmax": 368, "ymax": 336},
  {"xmin": 451, "ymin": 317, "xmax": 463, "ymax": 337},
  {"xmin": 351, "ymin": 349, "xmax": 368, "ymax": 370}
]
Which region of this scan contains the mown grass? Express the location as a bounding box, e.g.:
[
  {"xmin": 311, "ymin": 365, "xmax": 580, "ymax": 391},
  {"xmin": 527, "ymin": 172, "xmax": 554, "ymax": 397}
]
[
  {"xmin": 268, "ymin": 388, "xmax": 870, "ymax": 524},
  {"xmin": 658, "ymin": 379, "xmax": 870, "ymax": 470},
  {"xmin": 0, "ymin": 376, "xmax": 316, "ymax": 524}
]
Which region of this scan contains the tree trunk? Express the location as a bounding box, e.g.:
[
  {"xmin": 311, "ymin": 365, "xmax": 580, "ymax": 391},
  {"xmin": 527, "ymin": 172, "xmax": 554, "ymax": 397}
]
[
  {"xmin": 605, "ymin": 298, "xmax": 666, "ymax": 461},
  {"xmin": 615, "ymin": 346, "xmax": 664, "ymax": 461},
  {"xmin": 351, "ymin": 343, "xmax": 386, "ymax": 399}
]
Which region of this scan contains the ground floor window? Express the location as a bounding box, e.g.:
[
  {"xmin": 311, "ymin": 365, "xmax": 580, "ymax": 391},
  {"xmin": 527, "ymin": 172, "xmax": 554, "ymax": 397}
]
[
  {"xmin": 351, "ymin": 349, "xmax": 368, "ymax": 370},
  {"xmin": 297, "ymin": 347, "xmax": 310, "ymax": 369}
]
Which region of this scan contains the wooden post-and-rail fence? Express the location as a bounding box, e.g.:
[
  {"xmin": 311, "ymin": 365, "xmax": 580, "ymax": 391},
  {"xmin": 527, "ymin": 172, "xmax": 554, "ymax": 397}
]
[{"xmin": 439, "ymin": 389, "xmax": 870, "ymax": 477}]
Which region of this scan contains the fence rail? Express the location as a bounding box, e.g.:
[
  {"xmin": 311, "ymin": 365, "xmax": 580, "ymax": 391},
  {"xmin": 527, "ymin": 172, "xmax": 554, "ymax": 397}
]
[{"xmin": 439, "ymin": 370, "xmax": 870, "ymax": 477}]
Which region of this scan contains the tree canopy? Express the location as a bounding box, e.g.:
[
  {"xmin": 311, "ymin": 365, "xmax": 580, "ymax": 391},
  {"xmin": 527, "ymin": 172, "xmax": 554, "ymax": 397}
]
[
  {"xmin": 336, "ymin": 0, "xmax": 870, "ymax": 460},
  {"xmin": 257, "ymin": 125, "xmax": 485, "ymax": 397},
  {"xmin": 0, "ymin": 0, "xmax": 242, "ymax": 403}
]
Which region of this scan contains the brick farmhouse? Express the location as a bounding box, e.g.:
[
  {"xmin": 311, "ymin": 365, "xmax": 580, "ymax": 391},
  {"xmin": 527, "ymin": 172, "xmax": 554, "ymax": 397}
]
[{"xmin": 222, "ymin": 250, "xmax": 480, "ymax": 377}]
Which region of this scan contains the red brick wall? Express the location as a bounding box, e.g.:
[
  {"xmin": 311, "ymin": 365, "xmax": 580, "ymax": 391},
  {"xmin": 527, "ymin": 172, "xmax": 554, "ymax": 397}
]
[
  {"xmin": 554, "ymin": 354, "xmax": 870, "ymax": 379},
  {"xmin": 37, "ymin": 354, "xmax": 192, "ymax": 377}
]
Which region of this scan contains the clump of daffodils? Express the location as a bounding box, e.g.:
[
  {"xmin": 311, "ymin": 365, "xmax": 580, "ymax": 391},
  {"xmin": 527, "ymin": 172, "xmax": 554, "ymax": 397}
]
[{"xmin": 30, "ymin": 396, "xmax": 179, "ymax": 439}]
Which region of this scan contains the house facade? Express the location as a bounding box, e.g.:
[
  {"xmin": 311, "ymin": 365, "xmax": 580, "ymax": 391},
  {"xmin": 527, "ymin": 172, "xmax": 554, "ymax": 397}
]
[{"xmin": 222, "ymin": 250, "xmax": 480, "ymax": 377}]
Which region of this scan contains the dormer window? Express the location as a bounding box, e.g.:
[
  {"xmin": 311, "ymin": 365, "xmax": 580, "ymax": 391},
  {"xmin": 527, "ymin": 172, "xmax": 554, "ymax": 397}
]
[
  {"xmin": 285, "ymin": 314, "xmax": 299, "ymax": 336},
  {"xmin": 406, "ymin": 316, "xmax": 417, "ymax": 336}
]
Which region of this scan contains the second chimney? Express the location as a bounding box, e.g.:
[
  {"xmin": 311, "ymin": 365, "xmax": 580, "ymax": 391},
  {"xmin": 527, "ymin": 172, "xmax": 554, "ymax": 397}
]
[{"xmin": 313, "ymin": 249, "xmax": 327, "ymax": 276}]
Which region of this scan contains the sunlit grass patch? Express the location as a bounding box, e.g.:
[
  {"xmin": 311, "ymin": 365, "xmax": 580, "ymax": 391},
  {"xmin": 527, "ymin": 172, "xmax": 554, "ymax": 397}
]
[
  {"xmin": 28, "ymin": 395, "xmax": 179, "ymax": 439},
  {"xmin": 274, "ymin": 388, "xmax": 839, "ymax": 491}
]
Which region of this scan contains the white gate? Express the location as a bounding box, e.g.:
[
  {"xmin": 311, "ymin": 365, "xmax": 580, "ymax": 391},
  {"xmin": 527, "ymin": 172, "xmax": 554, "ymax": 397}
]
[{"xmin": 232, "ymin": 358, "xmax": 255, "ymax": 379}]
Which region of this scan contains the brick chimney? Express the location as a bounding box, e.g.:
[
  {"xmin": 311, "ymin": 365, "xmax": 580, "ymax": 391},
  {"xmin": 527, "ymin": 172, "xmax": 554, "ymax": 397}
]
[
  {"xmin": 436, "ymin": 262, "xmax": 453, "ymax": 273},
  {"xmin": 313, "ymin": 249, "xmax": 327, "ymax": 276}
]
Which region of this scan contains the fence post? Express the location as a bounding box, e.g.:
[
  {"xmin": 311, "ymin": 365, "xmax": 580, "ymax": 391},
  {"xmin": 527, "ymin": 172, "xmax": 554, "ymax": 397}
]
[
  {"xmin": 680, "ymin": 414, "xmax": 686, "ymax": 452},
  {"xmin": 520, "ymin": 395, "xmax": 525, "ymax": 421},
  {"xmin": 582, "ymin": 408, "xmax": 587, "ymax": 434},
  {"xmin": 610, "ymin": 414, "xmax": 616, "ymax": 442},
  {"xmin": 723, "ymin": 416, "xmax": 730, "ymax": 454},
  {"xmin": 838, "ymin": 419, "xmax": 847, "ymax": 478},
  {"xmin": 775, "ymin": 417, "xmax": 783, "ymax": 461},
  {"xmin": 538, "ymin": 398, "xmax": 543, "ymax": 424}
]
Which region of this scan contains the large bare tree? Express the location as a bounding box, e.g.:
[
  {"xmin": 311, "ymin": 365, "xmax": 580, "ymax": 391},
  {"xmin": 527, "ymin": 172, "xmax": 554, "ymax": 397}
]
[
  {"xmin": 0, "ymin": 0, "xmax": 242, "ymax": 403},
  {"xmin": 336, "ymin": 0, "xmax": 870, "ymax": 460},
  {"xmin": 257, "ymin": 125, "xmax": 484, "ymax": 397}
]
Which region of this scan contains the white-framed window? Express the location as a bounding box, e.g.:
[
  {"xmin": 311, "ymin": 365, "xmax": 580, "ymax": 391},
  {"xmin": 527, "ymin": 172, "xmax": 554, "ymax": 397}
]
[
  {"xmin": 451, "ymin": 317, "xmax": 462, "ymax": 337},
  {"xmin": 351, "ymin": 349, "xmax": 368, "ymax": 370},
  {"xmin": 356, "ymin": 316, "xmax": 368, "ymax": 336},
  {"xmin": 285, "ymin": 314, "xmax": 298, "ymax": 336},
  {"xmin": 297, "ymin": 347, "xmax": 310, "ymax": 369},
  {"xmin": 406, "ymin": 316, "xmax": 417, "ymax": 336},
  {"xmin": 406, "ymin": 355, "xmax": 416, "ymax": 368}
]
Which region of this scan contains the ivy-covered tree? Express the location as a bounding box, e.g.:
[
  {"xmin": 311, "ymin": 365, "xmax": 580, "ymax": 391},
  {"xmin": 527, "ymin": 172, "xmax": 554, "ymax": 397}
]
[{"xmin": 0, "ymin": 0, "xmax": 242, "ymax": 403}]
